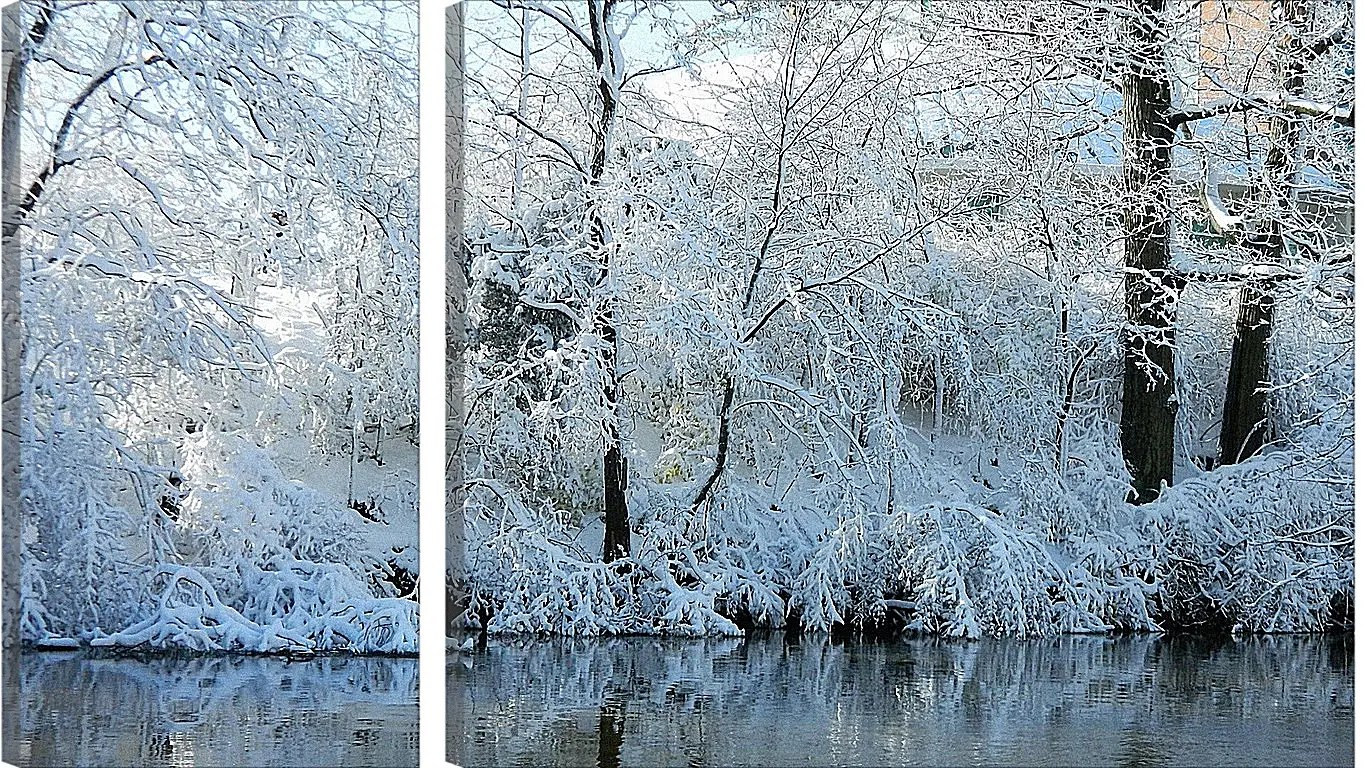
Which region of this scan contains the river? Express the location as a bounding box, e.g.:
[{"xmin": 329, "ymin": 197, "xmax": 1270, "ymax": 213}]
[
  {"xmin": 16, "ymin": 651, "xmax": 418, "ymax": 767},
  {"xmin": 449, "ymin": 633, "xmax": 1351, "ymax": 767}
]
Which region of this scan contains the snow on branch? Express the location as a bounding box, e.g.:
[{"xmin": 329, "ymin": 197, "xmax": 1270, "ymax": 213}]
[
  {"xmin": 490, "ymin": 0, "xmax": 594, "ymax": 52},
  {"xmin": 1169, "ymin": 91, "xmax": 1354, "ymax": 128}
]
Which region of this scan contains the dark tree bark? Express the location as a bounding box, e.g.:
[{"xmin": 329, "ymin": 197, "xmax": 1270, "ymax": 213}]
[
  {"xmin": 601, "ymin": 437, "xmax": 629, "ymax": 562},
  {"xmin": 690, "ymin": 382, "xmax": 735, "ymax": 510},
  {"xmin": 1118, "ymin": 0, "xmax": 1177, "ymax": 503},
  {"xmin": 586, "ymin": 0, "xmax": 630, "ymax": 562},
  {"xmin": 1217, "ymin": 0, "xmax": 1311, "ymax": 466},
  {"xmin": 1219, "ymin": 278, "xmax": 1274, "ymax": 463},
  {"xmin": 691, "ymin": 8, "xmax": 803, "ymax": 513}
]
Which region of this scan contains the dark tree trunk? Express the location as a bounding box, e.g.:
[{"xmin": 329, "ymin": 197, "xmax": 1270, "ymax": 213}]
[
  {"xmin": 691, "ymin": 14, "xmax": 797, "ymax": 513},
  {"xmin": 598, "ymin": 316, "xmax": 629, "ymax": 561},
  {"xmin": 1118, "ymin": 0, "xmax": 1177, "ymax": 504},
  {"xmin": 1217, "ymin": 0, "xmax": 1306, "ymax": 467},
  {"xmin": 601, "ymin": 395, "xmax": 630, "ymax": 562},
  {"xmin": 588, "ymin": 0, "xmax": 629, "ymax": 562},
  {"xmin": 1219, "ymin": 278, "xmax": 1274, "ymax": 464},
  {"xmin": 598, "ymin": 290, "xmax": 627, "ymax": 561},
  {"xmin": 690, "ymin": 345, "xmax": 736, "ymax": 512}
]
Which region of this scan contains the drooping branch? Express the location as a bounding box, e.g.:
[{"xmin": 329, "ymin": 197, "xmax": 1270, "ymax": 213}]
[{"xmin": 4, "ymin": 53, "xmax": 166, "ymax": 239}]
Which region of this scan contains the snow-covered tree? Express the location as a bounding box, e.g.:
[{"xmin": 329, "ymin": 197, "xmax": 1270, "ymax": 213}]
[
  {"xmin": 8, "ymin": 0, "xmax": 419, "ymax": 652},
  {"xmin": 454, "ymin": 0, "xmax": 1351, "ymax": 638}
]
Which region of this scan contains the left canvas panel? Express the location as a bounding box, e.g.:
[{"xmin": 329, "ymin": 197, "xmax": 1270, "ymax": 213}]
[{"xmin": 0, "ymin": 1, "xmax": 419, "ymax": 766}]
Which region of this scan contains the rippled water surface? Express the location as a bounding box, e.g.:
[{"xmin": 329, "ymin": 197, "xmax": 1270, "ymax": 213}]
[
  {"xmin": 449, "ymin": 634, "xmax": 1351, "ymax": 767},
  {"xmin": 17, "ymin": 651, "xmax": 418, "ymax": 767}
]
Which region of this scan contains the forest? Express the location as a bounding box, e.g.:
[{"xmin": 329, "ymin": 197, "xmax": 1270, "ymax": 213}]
[
  {"xmin": 7, "ymin": 0, "xmax": 420, "ymax": 653},
  {"xmin": 451, "ymin": 0, "xmax": 1354, "ymax": 638}
]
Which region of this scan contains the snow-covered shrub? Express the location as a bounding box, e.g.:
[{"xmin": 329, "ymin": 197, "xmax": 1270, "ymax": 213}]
[
  {"xmin": 1141, "ymin": 452, "xmax": 1352, "ymax": 633},
  {"xmin": 93, "ymin": 567, "xmax": 311, "ymax": 653},
  {"xmin": 177, "ymin": 430, "xmax": 365, "ymax": 567},
  {"xmin": 462, "ymin": 479, "xmax": 646, "ymax": 635},
  {"xmin": 91, "ymin": 563, "xmax": 418, "ymax": 654}
]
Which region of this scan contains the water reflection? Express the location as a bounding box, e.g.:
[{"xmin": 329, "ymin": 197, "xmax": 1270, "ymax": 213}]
[
  {"xmin": 19, "ymin": 651, "xmax": 417, "ymax": 768},
  {"xmin": 449, "ymin": 634, "xmax": 1352, "ymax": 767}
]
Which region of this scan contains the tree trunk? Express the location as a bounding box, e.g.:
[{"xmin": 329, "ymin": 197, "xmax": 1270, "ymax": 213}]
[
  {"xmin": 1118, "ymin": 0, "xmax": 1177, "ymax": 504},
  {"xmin": 690, "ymin": 12, "xmax": 799, "ymax": 513},
  {"xmin": 1217, "ymin": 0, "xmax": 1306, "ymax": 466},
  {"xmin": 690, "ymin": 218, "xmax": 774, "ymax": 512},
  {"xmin": 690, "ymin": 381, "xmax": 734, "ymax": 510},
  {"xmin": 587, "ymin": 0, "xmax": 629, "ymax": 562},
  {"xmin": 1219, "ymin": 278, "xmax": 1274, "ymax": 463},
  {"xmin": 446, "ymin": 2, "xmax": 468, "ymax": 629}
]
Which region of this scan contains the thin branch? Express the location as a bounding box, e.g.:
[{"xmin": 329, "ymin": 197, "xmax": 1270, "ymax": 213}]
[
  {"xmin": 495, "ymin": 108, "xmax": 587, "ymax": 177},
  {"xmin": 489, "ymin": 0, "xmax": 592, "ymax": 53},
  {"xmin": 6, "ymin": 53, "xmax": 167, "ymax": 238}
]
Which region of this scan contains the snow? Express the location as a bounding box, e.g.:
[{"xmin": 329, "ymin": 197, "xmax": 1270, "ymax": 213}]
[
  {"xmin": 17, "ymin": 1, "xmax": 418, "ymax": 654},
  {"xmin": 455, "ymin": 1, "xmax": 1352, "ymax": 639}
]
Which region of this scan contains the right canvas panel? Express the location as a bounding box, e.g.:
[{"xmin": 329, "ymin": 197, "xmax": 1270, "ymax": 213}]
[{"xmin": 448, "ymin": 1, "xmax": 1354, "ymax": 765}]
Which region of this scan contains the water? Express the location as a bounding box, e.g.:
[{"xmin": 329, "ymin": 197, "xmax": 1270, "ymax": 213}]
[
  {"xmin": 449, "ymin": 634, "xmax": 1352, "ymax": 767},
  {"xmin": 17, "ymin": 651, "xmax": 418, "ymax": 768}
]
